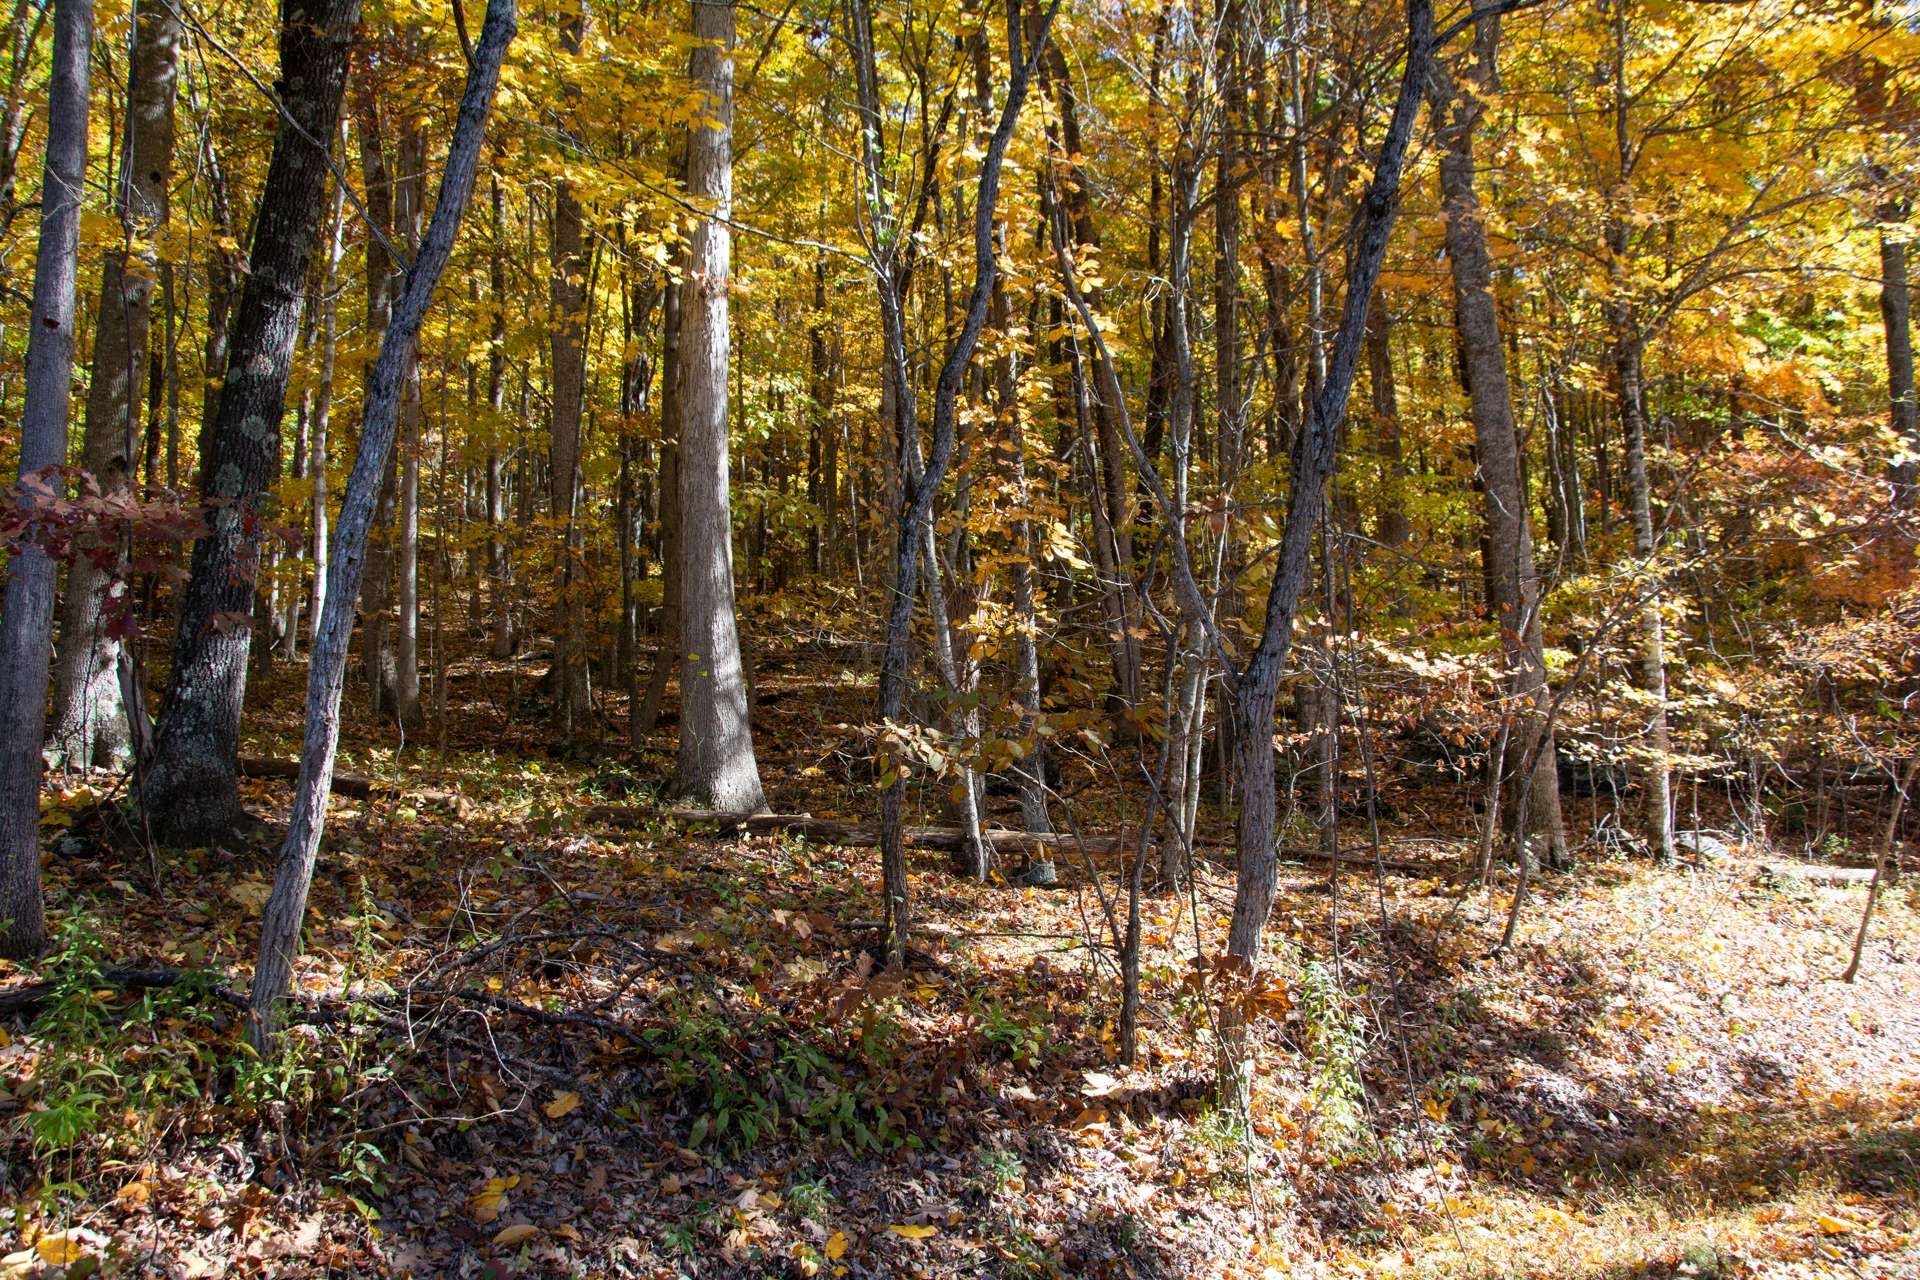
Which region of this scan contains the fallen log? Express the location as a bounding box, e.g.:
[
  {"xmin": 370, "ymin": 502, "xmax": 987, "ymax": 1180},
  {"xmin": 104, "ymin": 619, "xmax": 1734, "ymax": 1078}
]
[
  {"xmin": 237, "ymin": 757, "xmax": 461, "ymax": 807},
  {"xmin": 584, "ymin": 806, "xmax": 1123, "ymax": 857},
  {"xmin": 584, "ymin": 806, "xmax": 1430, "ymax": 873},
  {"xmin": 1759, "ymin": 861, "xmax": 1880, "ymax": 886},
  {"xmin": 0, "ymin": 967, "xmax": 247, "ymax": 1018}
]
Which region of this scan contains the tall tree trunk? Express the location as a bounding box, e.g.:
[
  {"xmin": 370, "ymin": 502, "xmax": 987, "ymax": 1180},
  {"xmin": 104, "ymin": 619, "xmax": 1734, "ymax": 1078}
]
[
  {"xmin": 144, "ymin": 0, "xmax": 360, "ymax": 844},
  {"xmin": 1217, "ymin": 0, "xmax": 1435, "ymax": 1111},
  {"xmin": 547, "ymin": 4, "xmax": 590, "ymax": 735},
  {"xmin": 673, "ymin": 0, "xmax": 764, "ymax": 812},
  {"xmin": 1615, "ymin": 329, "xmax": 1674, "ymax": 861},
  {"xmin": 247, "ymin": 0, "xmax": 513, "ymax": 1046},
  {"xmin": 392, "ymin": 122, "xmax": 425, "ymax": 725},
  {"xmin": 309, "ymin": 151, "xmax": 347, "ymax": 646},
  {"xmin": 636, "ymin": 276, "xmax": 681, "ymax": 734},
  {"xmin": 808, "ymin": 250, "xmax": 835, "ymax": 572},
  {"xmin": 1367, "ymin": 295, "xmax": 1410, "ymax": 549},
  {"xmin": 1606, "ymin": 1, "xmax": 1673, "ymax": 864},
  {"xmin": 0, "ymin": 0, "xmax": 89, "ymax": 957},
  {"xmin": 1042, "ymin": 35, "xmax": 1141, "ymax": 710},
  {"xmin": 1882, "ymin": 206, "xmax": 1917, "ymax": 503},
  {"xmin": 1430, "ymin": 15, "xmax": 1568, "ymax": 868},
  {"xmin": 859, "ymin": 0, "xmax": 1059, "ymax": 963},
  {"xmin": 486, "ymin": 176, "xmax": 514, "ymax": 658},
  {"xmin": 991, "ymin": 248, "xmax": 1050, "ymax": 835},
  {"xmin": 47, "ymin": 0, "xmax": 178, "ymax": 772},
  {"xmin": 356, "ymin": 101, "xmax": 401, "ymax": 712}
]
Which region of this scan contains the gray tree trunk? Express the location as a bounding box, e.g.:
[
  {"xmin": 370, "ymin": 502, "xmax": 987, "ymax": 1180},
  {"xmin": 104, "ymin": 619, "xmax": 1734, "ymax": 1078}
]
[
  {"xmin": 248, "ymin": 0, "xmax": 513, "ymax": 1046},
  {"xmin": 636, "ymin": 277, "xmax": 681, "ymax": 735},
  {"xmin": 392, "ymin": 122, "xmax": 425, "ymax": 725},
  {"xmin": 1605, "ymin": 3, "xmax": 1673, "ymax": 864},
  {"xmin": 1430, "ymin": 16, "xmax": 1568, "ymax": 868},
  {"xmin": 1882, "ymin": 213, "xmax": 1917, "ymax": 502},
  {"xmin": 309, "ymin": 156, "xmax": 348, "ymax": 646},
  {"xmin": 1615, "ymin": 330, "xmax": 1674, "ymax": 862},
  {"xmin": 47, "ymin": 0, "xmax": 179, "ymax": 772},
  {"xmin": 1216, "ymin": 0, "xmax": 1435, "ymax": 1112},
  {"xmin": 355, "ymin": 101, "xmax": 402, "ymax": 712},
  {"xmin": 143, "ymin": 0, "xmax": 359, "ymax": 844},
  {"xmin": 672, "ymin": 0, "xmax": 763, "ymax": 812},
  {"xmin": 0, "ymin": 0, "xmax": 90, "ymax": 957}
]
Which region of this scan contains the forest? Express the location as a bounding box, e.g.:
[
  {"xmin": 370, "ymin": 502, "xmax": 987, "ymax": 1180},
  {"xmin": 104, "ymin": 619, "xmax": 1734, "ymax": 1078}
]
[{"xmin": 0, "ymin": 0, "xmax": 1916, "ymax": 1273}]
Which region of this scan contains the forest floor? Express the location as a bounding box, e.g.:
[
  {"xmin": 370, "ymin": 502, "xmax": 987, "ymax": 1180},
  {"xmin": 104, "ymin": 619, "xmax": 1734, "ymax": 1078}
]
[{"xmin": 2, "ymin": 624, "xmax": 1917, "ymax": 1279}]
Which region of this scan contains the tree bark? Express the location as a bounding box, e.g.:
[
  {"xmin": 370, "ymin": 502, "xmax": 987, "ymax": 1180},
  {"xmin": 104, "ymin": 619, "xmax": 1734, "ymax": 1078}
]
[
  {"xmin": 859, "ymin": 0, "xmax": 1060, "ymax": 963},
  {"xmin": 1882, "ymin": 213, "xmax": 1917, "ymax": 502},
  {"xmin": 308, "ymin": 151, "xmax": 348, "ymax": 647},
  {"xmin": 392, "ymin": 122, "xmax": 426, "ymax": 726},
  {"xmin": 1430, "ymin": 15, "xmax": 1568, "ymax": 868},
  {"xmin": 47, "ymin": 0, "xmax": 179, "ymax": 772},
  {"xmin": 247, "ymin": 0, "xmax": 514, "ymax": 1046},
  {"xmin": 0, "ymin": 0, "xmax": 90, "ymax": 957},
  {"xmin": 1216, "ymin": 0, "xmax": 1435, "ymax": 1111},
  {"xmin": 672, "ymin": 0, "xmax": 764, "ymax": 812},
  {"xmin": 547, "ymin": 3, "xmax": 590, "ymax": 735},
  {"xmin": 144, "ymin": 0, "xmax": 360, "ymax": 844},
  {"xmin": 486, "ymin": 176, "xmax": 514, "ymax": 658},
  {"xmin": 355, "ymin": 100, "xmax": 402, "ymax": 712},
  {"xmin": 1606, "ymin": 0, "xmax": 1672, "ymax": 863}
]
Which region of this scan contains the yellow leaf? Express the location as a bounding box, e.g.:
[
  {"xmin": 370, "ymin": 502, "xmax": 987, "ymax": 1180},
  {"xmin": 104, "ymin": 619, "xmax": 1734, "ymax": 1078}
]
[
  {"xmin": 469, "ymin": 1175, "xmax": 520, "ymax": 1224},
  {"xmin": 824, "ymin": 1231, "xmax": 849, "ymax": 1260},
  {"xmin": 1817, "ymin": 1213, "xmax": 1856, "ymax": 1236},
  {"xmin": 493, "ymin": 1224, "xmax": 540, "ymax": 1247},
  {"xmin": 544, "ymin": 1091, "xmax": 582, "ymax": 1119},
  {"xmin": 888, "ymin": 1224, "xmax": 937, "ymax": 1241},
  {"xmin": 36, "ymin": 1235, "xmax": 84, "ymax": 1266}
]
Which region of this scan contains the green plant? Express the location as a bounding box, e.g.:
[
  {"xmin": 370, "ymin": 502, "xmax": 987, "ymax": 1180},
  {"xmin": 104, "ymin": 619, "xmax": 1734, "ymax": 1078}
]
[
  {"xmin": 1189, "ymin": 1105, "xmax": 1249, "ymax": 1153},
  {"xmin": 1299, "ymin": 960, "xmax": 1373, "ymax": 1161},
  {"xmin": 967, "ymin": 1148, "xmax": 1025, "ymax": 1199},
  {"xmin": 784, "ymin": 1171, "xmax": 834, "ymax": 1221},
  {"xmin": 979, "ymin": 1001, "xmax": 1049, "ymax": 1068},
  {"xmin": 644, "ymin": 990, "xmax": 903, "ymax": 1154}
]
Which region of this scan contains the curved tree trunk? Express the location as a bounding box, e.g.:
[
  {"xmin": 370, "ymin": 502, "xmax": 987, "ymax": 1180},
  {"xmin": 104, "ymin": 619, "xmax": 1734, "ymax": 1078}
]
[
  {"xmin": 144, "ymin": 0, "xmax": 360, "ymax": 844},
  {"xmin": 0, "ymin": 0, "xmax": 90, "ymax": 957},
  {"xmin": 1217, "ymin": 0, "xmax": 1435, "ymax": 1113},
  {"xmin": 1430, "ymin": 15, "xmax": 1568, "ymax": 869},
  {"xmin": 247, "ymin": 0, "xmax": 513, "ymax": 1046},
  {"xmin": 47, "ymin": 0, "xmax": 180, "ymax": 772}
]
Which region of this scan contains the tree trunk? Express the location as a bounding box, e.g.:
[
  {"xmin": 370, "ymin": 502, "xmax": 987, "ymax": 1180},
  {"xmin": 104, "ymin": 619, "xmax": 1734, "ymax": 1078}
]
[
  {"xmin": 309, "ymin": 151, "xmax": 347, "ymax": 646},
  {"xmin": 1218, "ymin": 0, "xmax": 1435, "ymax": 1112},
  {"xmin": 356, "ymin": 101, "xmax": 402, "ymax": 712},
  {"xmin": 144, "ymin": 0, "xmax": 359, "ymax": 844},
  {"xmin": 486, "ymin": 176, "xmax": 514, "ymax": 659},
  {"xmin": 636, "ymin": 277, "xmax": 681, "ymax": 736},
  {"xmin": 0, "ymin": 0, "xmax": 90, "ymax": 957},
  {"xmin": 392, "ymin": 122, "xmax": 426, "ymax": 726},
  {"xmin": 1367, "ymin": 295, "xmax": 1409, "ymax": 549},
  {"xmin": 673, "ymin": 0, "xmax": 763, "ymax": 811},
  {"xmin": 1882, "ymin": 212, "xmax": 1917, "ymax": 502},
  {"xmin": 1616, "ymin": 330, "xmax": 1674, "ymax": 862},
  {"xmin": 248, "ymin": 0, "xmax": 512, "ymax": 1046},
  {"xmin": 47, "ymin": 0, "xmax": 179, "ymax": 772},
  {"xmin": 547, "ymin": 4, "xmax": 590, "ymax": 736},
  {"xmin": 1430, "ymin": 15, "xmax": 1567, "ymax": 868}
]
